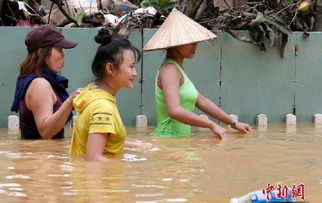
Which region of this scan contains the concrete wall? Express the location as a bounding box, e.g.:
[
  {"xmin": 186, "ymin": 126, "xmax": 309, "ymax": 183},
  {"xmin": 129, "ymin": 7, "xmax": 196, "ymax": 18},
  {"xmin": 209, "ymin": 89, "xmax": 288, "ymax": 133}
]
[{"xmin": 1, "ymin": 27, "xmax": 322, "ymax": 128}]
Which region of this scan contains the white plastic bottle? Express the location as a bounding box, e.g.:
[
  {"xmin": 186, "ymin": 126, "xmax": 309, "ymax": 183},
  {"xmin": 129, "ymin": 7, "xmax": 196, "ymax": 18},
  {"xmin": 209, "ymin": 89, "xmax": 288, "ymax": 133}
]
[{"xmin": 230, "ymin": 189, "xmax": 296, "ymax": 203}]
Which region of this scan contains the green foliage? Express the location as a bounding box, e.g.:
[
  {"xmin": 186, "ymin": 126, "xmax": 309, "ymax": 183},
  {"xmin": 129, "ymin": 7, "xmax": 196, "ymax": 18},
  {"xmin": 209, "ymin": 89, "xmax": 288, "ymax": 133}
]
[
  {"xmin": 201, "ymin": 0, "xmax": 315, "ymax": 56},
  {"xmin": 222, "ymin": 9, "xmax": 292, "ymax": 56},
  {"xmin": 75, "ymin": 11, "xmax": 85, "ymax": 26}
]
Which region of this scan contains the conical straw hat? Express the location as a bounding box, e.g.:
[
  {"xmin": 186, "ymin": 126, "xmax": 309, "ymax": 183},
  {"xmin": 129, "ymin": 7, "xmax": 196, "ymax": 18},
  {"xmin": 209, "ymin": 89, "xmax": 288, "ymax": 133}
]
[{"xmin": 143, "ymin": 9, "xmax": 217, "ymax": 51}]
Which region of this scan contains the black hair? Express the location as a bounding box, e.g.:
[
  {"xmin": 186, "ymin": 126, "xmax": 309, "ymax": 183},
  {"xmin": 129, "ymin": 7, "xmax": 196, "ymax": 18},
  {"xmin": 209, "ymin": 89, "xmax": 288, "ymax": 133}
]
[{"xmin": 92, "ymin": 28, "xmax": 141, "ymax": 81}]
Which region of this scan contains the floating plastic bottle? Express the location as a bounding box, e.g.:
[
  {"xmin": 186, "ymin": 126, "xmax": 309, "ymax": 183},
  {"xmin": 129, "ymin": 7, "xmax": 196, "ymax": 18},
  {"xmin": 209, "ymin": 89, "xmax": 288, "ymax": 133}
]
[{"xmin": 230, "ymin": 189, "xmax": 296, "ymax": 203}]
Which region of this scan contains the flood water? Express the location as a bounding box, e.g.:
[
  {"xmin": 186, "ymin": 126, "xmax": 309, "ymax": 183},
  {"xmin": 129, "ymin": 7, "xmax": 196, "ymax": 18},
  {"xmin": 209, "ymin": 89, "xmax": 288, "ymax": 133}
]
[{"xmin": 0, "ymin": 124, "xmax": 321, "ymax": 202}]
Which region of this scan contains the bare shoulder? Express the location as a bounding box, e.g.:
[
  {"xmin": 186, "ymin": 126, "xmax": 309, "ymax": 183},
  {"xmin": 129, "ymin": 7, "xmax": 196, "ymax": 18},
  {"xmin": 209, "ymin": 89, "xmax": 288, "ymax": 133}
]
[
  {"xmin": 25, "ymin": 77, "xmax": 55, "ymax": 109},
  {"xmin": 159, "ymin": 63, "xmax": 181, "ymax": 77},
  {"xmin": 158, "ymin": 63, "xmax": 183, "ymax": 89},
  {"xmin": 29, "ymin": 78, "xmax": 51, "ymax": 89},
  {"xmin": 27, "ymin": 78, "xmax": 54, "ymax": 96}
]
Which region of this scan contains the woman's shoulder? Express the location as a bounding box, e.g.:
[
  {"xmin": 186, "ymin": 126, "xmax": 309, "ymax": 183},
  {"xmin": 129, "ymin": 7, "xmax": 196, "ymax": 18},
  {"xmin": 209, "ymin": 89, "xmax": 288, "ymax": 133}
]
[
  {"xmin": 29, "ymin": 77, "xmax": 51, "ymax": 88},
  {"xmin": 86, "ymin": 101, "xmax": 116, "ymax": 122},
  {"xmin": 25, "ymin": 77, "xmax": 56, "ymax": 106},
  {"xmin": 160, "ymin": 63, "xmax": 181, "ymax": 75},
  {"xmin": 161, "ymin": 62, "xmax": 176, "ymax": 68},
  {"xmin": 159, "ymin": 62, "xmax": 184, "ymax": 84},
  {"xmin": 88, "ymin": 99, "xmax": 115, "ymax": 113},
  {"xmin": 27, "ymin": 78, "xmax": 54, "ymax": 96}
]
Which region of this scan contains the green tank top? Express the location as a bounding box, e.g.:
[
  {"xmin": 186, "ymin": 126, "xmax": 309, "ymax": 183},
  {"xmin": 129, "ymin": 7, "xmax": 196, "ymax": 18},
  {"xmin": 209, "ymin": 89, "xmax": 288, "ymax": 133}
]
[{"xmin": 152, "ymin": 58, "xmax": 198, "ymax": 137}]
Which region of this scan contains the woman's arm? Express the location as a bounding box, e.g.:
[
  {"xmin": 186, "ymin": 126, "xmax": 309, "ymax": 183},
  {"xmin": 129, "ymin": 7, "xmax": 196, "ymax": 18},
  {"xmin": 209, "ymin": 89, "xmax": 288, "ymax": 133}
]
[
  {"xmin": 196, "ymin": 93, "xmax": 252, "ymax": 133},
  {"xmin": 86, "ymin": 133, "xmax": 110, "ymax": 162},
  {"xmin": 159, "ymin": 64, "xmax": 227, "ymax": 138},
  {"xmin": 26, "ymin": 78, "xmax": 80, "ymax": 139},
  {"xmin": 196, "ymin": 93, "xmax": 234, "ymax": 124}
]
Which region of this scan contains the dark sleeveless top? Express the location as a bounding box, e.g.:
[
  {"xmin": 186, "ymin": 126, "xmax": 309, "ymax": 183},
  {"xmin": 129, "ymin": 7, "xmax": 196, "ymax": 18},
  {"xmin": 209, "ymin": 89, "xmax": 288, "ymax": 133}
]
[
  {"xmin": 19, "ymin": 93, "xmax": 64, "ymax": 139},
  {"xmin": 11, "ymin": 67, "xmax": 71, "ymax": 139}
]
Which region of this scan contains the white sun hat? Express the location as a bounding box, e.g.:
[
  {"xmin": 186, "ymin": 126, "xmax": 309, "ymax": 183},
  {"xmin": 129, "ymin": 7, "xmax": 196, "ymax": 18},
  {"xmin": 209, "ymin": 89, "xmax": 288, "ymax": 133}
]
[{"xmin": 143, "ymin": 8, "xmax": 217, "ymax": 51}]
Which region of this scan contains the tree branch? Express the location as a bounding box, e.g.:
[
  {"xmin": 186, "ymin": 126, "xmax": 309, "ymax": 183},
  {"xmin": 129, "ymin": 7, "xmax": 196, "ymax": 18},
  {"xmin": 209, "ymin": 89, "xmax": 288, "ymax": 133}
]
[{"xmin": 50, "ymin": 0, "xmax": 79, "ymax": 26}]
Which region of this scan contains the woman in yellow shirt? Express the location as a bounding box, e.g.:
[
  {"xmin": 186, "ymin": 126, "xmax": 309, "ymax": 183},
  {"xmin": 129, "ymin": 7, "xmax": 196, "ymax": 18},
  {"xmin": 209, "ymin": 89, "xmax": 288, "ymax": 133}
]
[{"xmin": 70, "ymin": 28, "xmax": 151, "ymax": 162}]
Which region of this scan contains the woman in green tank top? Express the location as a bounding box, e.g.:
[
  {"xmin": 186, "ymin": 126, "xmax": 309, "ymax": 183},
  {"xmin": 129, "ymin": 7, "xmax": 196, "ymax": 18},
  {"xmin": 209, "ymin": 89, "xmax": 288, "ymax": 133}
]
[{"xmin": 144, "ymin": 9, "xmax": 252, "ymax": 138}]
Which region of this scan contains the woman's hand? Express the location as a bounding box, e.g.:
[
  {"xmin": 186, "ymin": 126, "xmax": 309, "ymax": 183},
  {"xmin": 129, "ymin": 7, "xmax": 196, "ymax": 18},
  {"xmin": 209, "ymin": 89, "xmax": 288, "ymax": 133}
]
[
  {"xmin": 232, "ymin": 122, "xmax": 252, "ymax": 134},
  {"xmin": 65, "ymin": 88, "xmax": 83, "ymax": 106},
  {"xmin": 210, "ymin": 123, "xmax": 228, "ymax": 139}
]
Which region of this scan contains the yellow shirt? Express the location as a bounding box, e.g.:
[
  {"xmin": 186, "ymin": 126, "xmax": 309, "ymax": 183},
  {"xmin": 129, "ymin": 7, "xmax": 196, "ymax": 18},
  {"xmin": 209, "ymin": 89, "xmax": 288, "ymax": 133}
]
[{"xmin": 70, "ymin": 83, "xmax": 126, "ymax": 158}]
